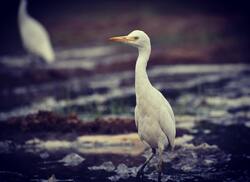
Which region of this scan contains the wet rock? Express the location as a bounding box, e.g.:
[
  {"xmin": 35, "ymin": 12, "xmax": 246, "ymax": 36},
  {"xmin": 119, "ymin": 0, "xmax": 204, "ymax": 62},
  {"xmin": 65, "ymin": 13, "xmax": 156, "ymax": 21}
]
[
  {"xmin": 40, "ymin": 152, "xmax": 50, "ymax": 159},
  {"xmin": 59, "ymin": 153, "xmax": 85, "ymax": 167},
  {"xmin": 115, "ymin": 163, "xmax": 138, "ymax": 177},
  {"xmin": 108, "ymin": 163, "xmax": 138, "ymax": 181}
]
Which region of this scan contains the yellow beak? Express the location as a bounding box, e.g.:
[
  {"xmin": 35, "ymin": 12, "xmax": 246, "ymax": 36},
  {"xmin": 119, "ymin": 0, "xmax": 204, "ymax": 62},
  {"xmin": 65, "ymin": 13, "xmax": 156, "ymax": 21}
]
[{"xmin": 109, "ymin": 36, "xmax": 134, "ymax": 42}]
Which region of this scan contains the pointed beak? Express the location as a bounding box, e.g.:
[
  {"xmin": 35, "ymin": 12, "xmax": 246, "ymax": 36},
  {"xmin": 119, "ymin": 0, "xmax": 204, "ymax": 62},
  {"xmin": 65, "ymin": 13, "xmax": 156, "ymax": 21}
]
[{"xmin": 109, "ymin": 36, "xmax": 134, "ymax": 43}]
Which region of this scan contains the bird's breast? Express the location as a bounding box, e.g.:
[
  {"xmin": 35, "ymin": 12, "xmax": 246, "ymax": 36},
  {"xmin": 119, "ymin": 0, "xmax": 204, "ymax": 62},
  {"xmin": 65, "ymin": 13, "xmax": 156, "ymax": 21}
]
[{"xmin": 136, "ymin": 96, "xmax": 160, "ymax": 119}]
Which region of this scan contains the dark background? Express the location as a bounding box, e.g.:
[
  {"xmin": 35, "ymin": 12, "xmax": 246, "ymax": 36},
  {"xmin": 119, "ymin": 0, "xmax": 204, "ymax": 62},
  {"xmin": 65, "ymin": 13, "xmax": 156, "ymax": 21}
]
[{"xmin": 0, "ymin": 0, "xmax": 249, "ymax": 56}]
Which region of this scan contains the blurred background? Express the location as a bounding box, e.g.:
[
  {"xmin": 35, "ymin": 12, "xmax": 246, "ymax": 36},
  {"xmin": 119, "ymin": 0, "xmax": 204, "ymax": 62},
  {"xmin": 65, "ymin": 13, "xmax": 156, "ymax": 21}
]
[
  {"xmin": 0, "ymin": 0, "xmax": 249, "ymax": 56},
  {"xmin": 0, "ymin": 0, "xmax": 250, "ymax": 182}
]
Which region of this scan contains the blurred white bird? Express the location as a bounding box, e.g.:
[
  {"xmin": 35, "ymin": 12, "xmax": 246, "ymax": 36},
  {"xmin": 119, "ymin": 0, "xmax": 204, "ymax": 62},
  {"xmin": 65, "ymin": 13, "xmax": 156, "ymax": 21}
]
[
  {"xmin": 18, "ymin": 0, "xmax": 55, "ymax": 64},
  {"xmin": 110, "ymin": 30, "xmax": 176, "ymax": 181}
]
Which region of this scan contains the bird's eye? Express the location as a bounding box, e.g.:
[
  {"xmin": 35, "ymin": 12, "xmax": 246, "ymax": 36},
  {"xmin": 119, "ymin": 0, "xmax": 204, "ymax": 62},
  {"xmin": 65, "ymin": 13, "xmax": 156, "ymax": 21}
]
[{"xmin": 134, "ymin": 36, "xmax": 139, "ymax": 40}]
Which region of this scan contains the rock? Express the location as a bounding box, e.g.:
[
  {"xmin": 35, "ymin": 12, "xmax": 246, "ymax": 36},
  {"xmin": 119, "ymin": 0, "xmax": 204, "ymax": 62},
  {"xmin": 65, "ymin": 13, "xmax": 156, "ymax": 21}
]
[
  {"xmin": 40, "ymin": 152, "xmax": 50, "ymax": 159},
  {"xmin": 59, "ymin": 153, "xmax": 85, "ymax": 167},
  {"xmin": 108, "ymin": 163, "xmax": 138, "ymax": 181}
]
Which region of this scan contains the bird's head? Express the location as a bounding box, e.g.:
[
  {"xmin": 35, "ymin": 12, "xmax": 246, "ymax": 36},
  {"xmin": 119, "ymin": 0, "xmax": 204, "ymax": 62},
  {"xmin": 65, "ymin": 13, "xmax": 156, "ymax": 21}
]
[{"xmin": 109, "ymin": 30, "xmax": 150, "ymax": 49}]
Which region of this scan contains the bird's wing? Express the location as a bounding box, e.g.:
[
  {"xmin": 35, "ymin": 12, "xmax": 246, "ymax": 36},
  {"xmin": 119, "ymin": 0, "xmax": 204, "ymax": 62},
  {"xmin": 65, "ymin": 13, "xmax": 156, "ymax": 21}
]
[{"xmin": 157, "ymin": 91, "xmax": 176, "ymax": 149}]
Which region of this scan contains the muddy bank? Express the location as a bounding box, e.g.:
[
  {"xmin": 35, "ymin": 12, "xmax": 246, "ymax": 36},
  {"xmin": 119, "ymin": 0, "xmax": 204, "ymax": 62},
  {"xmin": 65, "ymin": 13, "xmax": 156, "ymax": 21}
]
[{"xmin": 0, "ymin": 111, "xmax": 136, "ymax": 140}]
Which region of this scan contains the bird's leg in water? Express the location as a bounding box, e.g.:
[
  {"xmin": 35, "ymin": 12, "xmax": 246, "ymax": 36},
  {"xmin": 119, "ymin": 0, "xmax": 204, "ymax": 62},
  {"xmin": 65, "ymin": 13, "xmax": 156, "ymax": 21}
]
[
  {"xmin": 27, "ymin": 54, "xmax": 36, "ymax": 65},
  {"xmin": 157, "ymin": 149, "xmax": 163, "ymax": 182},
  {"xmin": 37, "ymin": 56, "xmax": 47, "ymax": 66},
  {"xmin": 28, "ymin": 56, "xmax": 47, "ymax": 68},
  {"xmin": 136, "ymin": 148, "xmax": 156, "ymax": 180}
]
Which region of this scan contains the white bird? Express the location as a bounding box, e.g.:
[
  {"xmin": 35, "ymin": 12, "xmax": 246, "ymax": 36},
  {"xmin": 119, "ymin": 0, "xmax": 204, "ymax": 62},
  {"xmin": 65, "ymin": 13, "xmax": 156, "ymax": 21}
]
[
  {"xmin": 110, "ymin": 30, "xmax": 176, "ymax": 181},
  {"xmin": 18, "ymin": 0, "xmax": 55, "ymax": 64}
]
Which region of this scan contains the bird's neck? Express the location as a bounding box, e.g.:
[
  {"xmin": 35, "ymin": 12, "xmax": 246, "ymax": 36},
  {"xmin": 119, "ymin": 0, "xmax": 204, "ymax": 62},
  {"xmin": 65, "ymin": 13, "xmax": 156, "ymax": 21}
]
[
  {"xmin": 135, "ymin": 45, "xmax": 152, "ymax": 102},
  {"xmin": 18, "ymin": 0, "xmax": 28, "ymax": 22}
]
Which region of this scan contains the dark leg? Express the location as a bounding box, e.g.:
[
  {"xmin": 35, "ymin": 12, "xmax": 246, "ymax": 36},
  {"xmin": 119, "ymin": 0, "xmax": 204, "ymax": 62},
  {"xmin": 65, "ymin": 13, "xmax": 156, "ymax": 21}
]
[
  {"xmin": 28, "ymin": 55, "xmax": 47, "ymax": 68},
  {"xmin": 136, "ymin": 148, "xmax": 156, "ymax": 180},
  {"xmin": 26, "ymin": 54, "xmax": 35, "ymax": 66},
  {"xmin": 157, "ymin": 149, "xmax": 163, "ymax": 182},
  {"xmin": 35, "ymin": 57, "xmax": 47, "ymax": 68}
]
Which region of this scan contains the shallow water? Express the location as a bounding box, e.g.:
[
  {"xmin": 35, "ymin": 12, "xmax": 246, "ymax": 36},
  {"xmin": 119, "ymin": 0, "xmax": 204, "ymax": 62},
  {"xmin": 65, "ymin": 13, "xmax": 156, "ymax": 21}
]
[{"xmin": 0, "ymin": 46, "xmax": 250, "ymax": 181}]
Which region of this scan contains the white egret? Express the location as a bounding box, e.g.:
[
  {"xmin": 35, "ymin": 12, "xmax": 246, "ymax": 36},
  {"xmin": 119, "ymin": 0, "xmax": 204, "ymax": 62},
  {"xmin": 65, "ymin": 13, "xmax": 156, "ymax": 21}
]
[
  {"xmin": 110, "ymin": 30, "xmax": 176, "ymax": 181},
  {"xmin": 18, "ymin": 0, "xmax": 55, "ymax": 64}
]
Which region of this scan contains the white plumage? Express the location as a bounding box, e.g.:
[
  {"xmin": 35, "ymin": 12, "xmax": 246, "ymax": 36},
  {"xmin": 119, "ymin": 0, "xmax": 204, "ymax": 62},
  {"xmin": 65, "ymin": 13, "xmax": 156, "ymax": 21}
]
[
  {"xmin": 110, "ymin": 30, "xmax": 176, "ymax": 181},
  {"xmin": 18, "ymin": 0, "xmax": 55, "ymax": 63}
]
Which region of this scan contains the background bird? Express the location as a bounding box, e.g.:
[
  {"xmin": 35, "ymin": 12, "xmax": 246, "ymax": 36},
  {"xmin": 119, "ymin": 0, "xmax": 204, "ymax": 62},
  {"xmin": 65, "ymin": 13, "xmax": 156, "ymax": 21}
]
[
  {"xmin": 18, "ymin": 0, "xmax": 55, "ymax": 64},
  {"xmin": 110, "ymin": 30, "xmax": 176, "ymax": 181}
]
